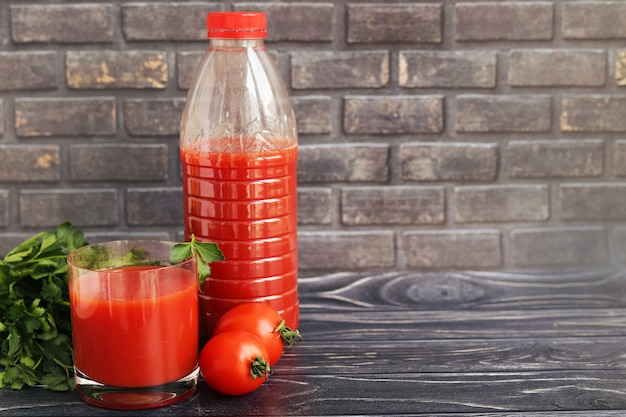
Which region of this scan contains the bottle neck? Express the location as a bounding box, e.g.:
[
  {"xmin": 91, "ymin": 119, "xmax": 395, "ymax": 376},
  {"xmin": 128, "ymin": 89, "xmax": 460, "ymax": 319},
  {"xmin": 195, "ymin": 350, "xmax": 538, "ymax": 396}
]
[{"xmin": 209, "ymin": 38, "xmax": 265, "ymax": 48}]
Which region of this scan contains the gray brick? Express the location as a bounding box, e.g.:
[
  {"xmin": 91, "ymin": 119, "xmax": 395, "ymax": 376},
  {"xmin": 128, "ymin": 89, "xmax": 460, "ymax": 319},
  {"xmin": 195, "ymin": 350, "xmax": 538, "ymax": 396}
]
[
  {"xmin": 0, "ymin": 52, "xmax": 56, "ymax": 91},
  {"xmin": 456, "ymin": 95, "xmax": 551, "ymax": 133},
  {"xmin": 298, "ymin": 231, "xmax": 395, "ymax": 270},
  {"xmin": 455, "ymin": 2, "xmax": 553, "ymax": 41},
  {"xmin": 0, "ymin": 145, "xmax": 59, "ymax": 182},
  {"xmin": 561, "ymin": 95, "xmax": 626, "ymax": 132},
  {"xmin": 347, "ymin": 3, "xmax": 442, "ymax": 44},
  {"xmin": 342, "ymin": 186, "xmax": 444, "ymax": 226},
  {"xmin": 298, "ymin": 187, "xmax": 332, "ymax": 225},
  {"xmin": 510, "ymin": 227, "xmax": 608, "ymax": 268},
  {"xmin": 344, "ymin": 96, "xmax": 443, "ymax": 135},
  {"xmin": 399, "ymin": 51, "xmax": 496, "ymax": 88},
  {"xmin": 15, "ymin": 98, "xmax": 115, "ymax": 137},
  {"xmin": 176, "ymin": 51, "xmax": 203, "ymax": 90},
  {"xmin": 403, "ymin": 230, "xmax": 501, "ymax": 269},
  {"xmin": 69, "ymin": 144, "xmax": 168, "ymax": 182},
  {"xmin": 235, "ymin": 3, "xmax": 334, "ymax": 42},
  {"xmin": 126, "ymin": 188, "xmax": 183, "ymax": 226},
  {"xmin": 292, "ymin": 96, "xmax": 332, "ymax": 135},
  {"xmin": 612, "ymin": 228, "xmax": 626, "ymax": 265},
  {"xmin": 66, "ymin": 51, "xmax": 167, "ymax": 89},
  {"xmin": 122, "ymin": 3, "xmax": 221, "ymax": 41},
  {"xmin": 400, "ymin": 143, "xmax": 498, "ymax": 182},
  {"xmin": 20, "ymin": 189, "xmax": 117, "ymax": 228},
  {"xmin": 563, "ymin": 1, "xmax": 626, "ymax": 39},
  {"xmin": 0, "ymin": 190, "xmax": 7, "ymax": 228},
  {"xmin": 560, "ymin": 184, "xmax": 626, "ymax": 220},
  {"xmin": 616, "ymin": 50, "xmax": 626, "ymax": 86},
  {"xmin": 509, "ymin": 49, "xmax": 606, "ymax": 87},
  {"xmin": 298, "ymin": 144, "xmax": 389, "ymax": 183},
  {"xmin": 508, "ymin": 140, "xmax": 603, "ymax": 178},
  {"xmin": 455, "ymin": 185, "xmax": 549, "ymax": 223},
  {"xmin": 124, "ymin": 99, "xmax": 185, "ymax": 136},
  {"xmin": 11, "ymin": 4, "xmax": 113, "ymax": 43},
  {"xmin": 292, "ymin": 51, "xmax": 388, "ymax": 90},
  {"xmin": 613, "ymin": 141, "xmax": 626, "ymax": 177}
]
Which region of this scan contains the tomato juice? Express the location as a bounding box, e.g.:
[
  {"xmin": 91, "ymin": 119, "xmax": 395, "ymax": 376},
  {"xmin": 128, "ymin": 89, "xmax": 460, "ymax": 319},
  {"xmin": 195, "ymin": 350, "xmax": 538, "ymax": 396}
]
[
  {"xmin": 200, "ymin": 286, "xmax": 299, "ymax": 315},
  {"xmin": 181, "ymin": 140, "xmax": 299, "ymax": 342},
  {"xmin": 202, "ymin": 271, "xmax": 297, "ymax": 298},
  {"xmin": 70, "ymin": 265, "xmax": 198, "ymax": 388}
]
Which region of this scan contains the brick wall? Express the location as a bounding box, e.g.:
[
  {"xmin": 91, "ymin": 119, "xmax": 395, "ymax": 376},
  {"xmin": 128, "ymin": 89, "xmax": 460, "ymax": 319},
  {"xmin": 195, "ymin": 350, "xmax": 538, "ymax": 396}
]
[{"xmin": 1, "ymin": 1, "xmax": 626, "ymax": 273}]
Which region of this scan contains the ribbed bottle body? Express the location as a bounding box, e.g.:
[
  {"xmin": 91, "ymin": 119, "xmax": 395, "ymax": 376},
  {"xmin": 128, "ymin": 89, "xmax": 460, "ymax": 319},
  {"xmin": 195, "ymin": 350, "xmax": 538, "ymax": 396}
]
[{"xmin": 180, "ymin": 32, "xmax": 298, "ymax": 345}]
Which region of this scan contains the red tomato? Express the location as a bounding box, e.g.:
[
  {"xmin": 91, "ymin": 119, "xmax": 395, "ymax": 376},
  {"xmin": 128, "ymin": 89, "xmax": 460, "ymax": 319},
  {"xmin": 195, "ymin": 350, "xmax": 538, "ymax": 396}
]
[
  {"xmin": 212, "ymin": 303, "xmax": 302, "ymax": 366},
  {"xmin": 199, "ymin": 330, "xmax": 270, "ymax": 396}
]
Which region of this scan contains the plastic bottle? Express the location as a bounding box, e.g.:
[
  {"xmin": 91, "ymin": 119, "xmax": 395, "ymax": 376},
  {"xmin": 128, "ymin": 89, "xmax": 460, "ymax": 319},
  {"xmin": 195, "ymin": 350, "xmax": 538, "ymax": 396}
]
[{"xmin": 180, "ymin": 12, "xmax": 299, "ymax": 345}]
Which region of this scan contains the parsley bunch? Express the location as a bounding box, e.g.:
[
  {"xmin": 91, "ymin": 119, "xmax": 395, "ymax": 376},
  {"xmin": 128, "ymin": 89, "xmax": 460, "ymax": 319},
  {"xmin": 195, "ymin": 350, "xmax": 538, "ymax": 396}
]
[{"xmin": 0, "ymin": 222, "xmax": 87, "ymax": 391}]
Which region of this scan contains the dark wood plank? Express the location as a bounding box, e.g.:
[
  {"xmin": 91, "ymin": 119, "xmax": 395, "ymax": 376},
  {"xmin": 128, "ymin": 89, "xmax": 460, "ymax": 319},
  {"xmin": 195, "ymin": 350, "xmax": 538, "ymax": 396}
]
[
  {"xmin": 277, "ymin": 336, "xmax": 626, "ymax": 374},
  {"xmin": 3, "ymin": 370, "xmax": 626, "ymax": 416},
  {"xmin": 257, "ymin": 370, "xmax": 626, "ymax": 415},
  {"xmin": 298, "ymin": 307, "xmax": 626, "ymax": 340},
  {"xmin": 300, "ymin": 269, "xmax": 626, "ymax": 310}
]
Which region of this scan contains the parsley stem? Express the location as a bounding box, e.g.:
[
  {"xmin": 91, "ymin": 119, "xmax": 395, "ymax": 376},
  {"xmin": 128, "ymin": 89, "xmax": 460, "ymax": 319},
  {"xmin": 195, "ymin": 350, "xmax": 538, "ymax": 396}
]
[
  {"xmin": 52, "ymin": 357, "xmax": 73, "ymax": 371},
  {"xmin": 7, "ymin": 254, "xmax": 70, "ymax": 265}
]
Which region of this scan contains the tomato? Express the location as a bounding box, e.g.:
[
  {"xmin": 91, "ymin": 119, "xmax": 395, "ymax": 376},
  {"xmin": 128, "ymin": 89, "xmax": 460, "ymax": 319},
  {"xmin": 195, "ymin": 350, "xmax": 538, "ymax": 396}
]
[
  {"xmin": 199, "ymin": 330, "xmax": 270, "ymax": 396},
  {"xmin": 212, "ymin": 302, "xmax": 301, "ymax": 366}
]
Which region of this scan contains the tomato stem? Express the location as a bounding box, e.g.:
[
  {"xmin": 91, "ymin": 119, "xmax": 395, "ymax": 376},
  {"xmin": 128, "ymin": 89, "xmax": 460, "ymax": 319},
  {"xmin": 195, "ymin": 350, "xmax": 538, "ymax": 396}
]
[
  {"xmin": 250, "ymin": 356, "xmax": 270, "ymax": 380},
  {"xmin": 273, "ymin": 319, "xmax": 302, "ymax": 348}
]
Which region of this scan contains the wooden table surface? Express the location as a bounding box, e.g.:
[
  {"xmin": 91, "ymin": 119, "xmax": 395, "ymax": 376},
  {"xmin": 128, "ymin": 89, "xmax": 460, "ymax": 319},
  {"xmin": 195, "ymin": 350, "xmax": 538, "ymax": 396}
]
[{"xmin": 3, "ymin": 269, "xmax": 626, "ymax": 416}]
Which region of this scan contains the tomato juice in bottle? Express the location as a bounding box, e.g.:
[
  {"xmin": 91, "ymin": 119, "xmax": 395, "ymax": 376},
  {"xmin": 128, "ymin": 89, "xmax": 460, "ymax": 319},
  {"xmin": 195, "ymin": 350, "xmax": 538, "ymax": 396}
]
[
  {"xmin": 181, "ymin": 139, "xmax": 299, "ymax": 343},
  {"xmin": 180, "ymin": 12, "xmax": 299, "ymax": 344}
]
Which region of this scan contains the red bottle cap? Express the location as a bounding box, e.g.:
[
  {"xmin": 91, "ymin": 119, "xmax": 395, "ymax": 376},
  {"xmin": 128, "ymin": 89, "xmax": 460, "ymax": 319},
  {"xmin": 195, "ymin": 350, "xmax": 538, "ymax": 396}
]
[{"xmin": 207, "ymin": 12, "xmax": 266, "ymax": 39}]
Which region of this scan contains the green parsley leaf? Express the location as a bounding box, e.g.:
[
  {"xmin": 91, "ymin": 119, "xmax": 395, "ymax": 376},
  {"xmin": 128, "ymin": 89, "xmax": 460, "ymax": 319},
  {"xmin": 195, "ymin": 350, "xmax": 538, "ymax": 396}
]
[
  {"xmin": 169, "ymin": 243, "xmax": 192, "ymax": 265},
  {"xmin": 170, "ymin": 235, "xmax": 224, "ymax": 289}
]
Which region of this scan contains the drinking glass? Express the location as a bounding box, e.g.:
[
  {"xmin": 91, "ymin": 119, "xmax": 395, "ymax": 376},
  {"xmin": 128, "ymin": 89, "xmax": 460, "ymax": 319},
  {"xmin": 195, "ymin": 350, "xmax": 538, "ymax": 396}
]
[{"xmin": 67, "ymin": 240, "xmax": 198, "ymax": 410}]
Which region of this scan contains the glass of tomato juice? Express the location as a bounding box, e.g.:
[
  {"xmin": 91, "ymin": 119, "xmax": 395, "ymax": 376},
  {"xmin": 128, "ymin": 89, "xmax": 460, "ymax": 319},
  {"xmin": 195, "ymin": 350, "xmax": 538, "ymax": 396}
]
[{"xmin": 67, "ymin": 240, "xmax": 198, "ymax": 410}]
